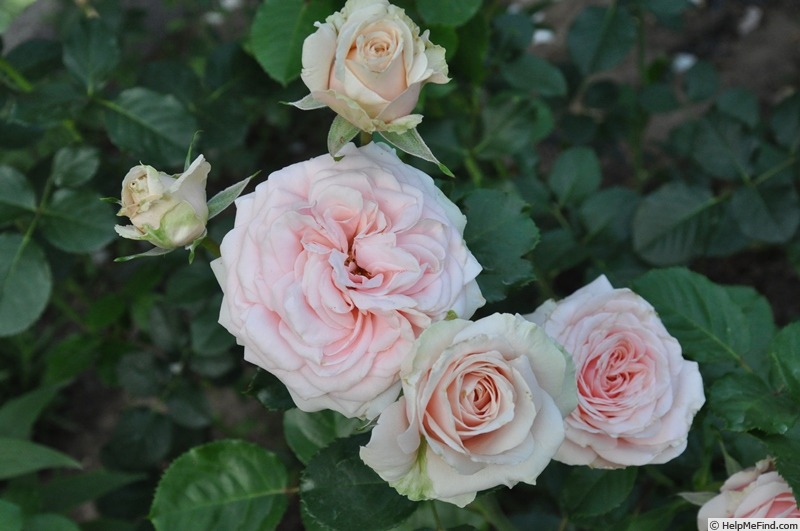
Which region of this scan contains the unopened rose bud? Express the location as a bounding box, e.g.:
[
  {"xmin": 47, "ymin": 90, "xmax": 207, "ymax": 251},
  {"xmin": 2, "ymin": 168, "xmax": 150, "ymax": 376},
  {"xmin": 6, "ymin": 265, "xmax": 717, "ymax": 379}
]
[
  {"xmin": 115, "ymin": 155, "xmax": 210, "ymax": 249},
  {"xmin": 292, "ymin": 0, "xmax": 449, "ymax": 134}
]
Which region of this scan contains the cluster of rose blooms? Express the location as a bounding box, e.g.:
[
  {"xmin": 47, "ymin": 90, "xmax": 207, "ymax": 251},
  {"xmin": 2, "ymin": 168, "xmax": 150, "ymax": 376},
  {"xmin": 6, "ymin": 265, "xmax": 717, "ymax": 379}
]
[{"xmin": 112, "ymin": 0, "xmax": 799, "ymax": 527}]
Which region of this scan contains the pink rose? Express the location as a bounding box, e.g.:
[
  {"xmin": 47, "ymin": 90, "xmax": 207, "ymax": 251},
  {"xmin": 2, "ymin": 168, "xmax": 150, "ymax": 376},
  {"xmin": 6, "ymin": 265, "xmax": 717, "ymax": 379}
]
[
  {"xmin": 211, "ymin": 142, "xmax": 483, "ymax": 418},
  {"xmin": 360, "ymin": 314, "xmax": 577, "ymax": 507},
  {"xmin": 698, "ymin": 459, "xmax": 800, "ymax": 529},
  {"xmin": 292, "ymin": 0, "xmax": 448, "ymax": 133},
  {"xmin": 524, "ymin": 275, "xmax": 705, "ymax": 468}
]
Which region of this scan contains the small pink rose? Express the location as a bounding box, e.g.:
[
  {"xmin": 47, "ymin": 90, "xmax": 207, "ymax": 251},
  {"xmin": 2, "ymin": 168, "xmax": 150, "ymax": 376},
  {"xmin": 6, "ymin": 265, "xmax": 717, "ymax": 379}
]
[
  {"xmin": 360, "ymin": 314, "xmax": 577, "ymax": 507},
  {"xmin": 293, "ymin": 0, "xmax": 448, "ymax": 133},
  {"xmin": 524, "ymin": 275, "xmax": 705, "ymax": 468},
  {"xmin": 211, "ymin": 142, "xmax": 483, "ymax": 419},
  {"xmin": 698, "ymin": 459, "xmax": 800, "ymax": 529}
]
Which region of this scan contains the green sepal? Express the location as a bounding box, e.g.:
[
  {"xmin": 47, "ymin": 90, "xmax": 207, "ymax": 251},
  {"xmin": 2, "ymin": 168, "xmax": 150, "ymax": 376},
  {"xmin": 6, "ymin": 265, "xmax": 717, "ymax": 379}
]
[{"xmin": 380, "ymin": 128, "xmax": 454, "ymax": 177}]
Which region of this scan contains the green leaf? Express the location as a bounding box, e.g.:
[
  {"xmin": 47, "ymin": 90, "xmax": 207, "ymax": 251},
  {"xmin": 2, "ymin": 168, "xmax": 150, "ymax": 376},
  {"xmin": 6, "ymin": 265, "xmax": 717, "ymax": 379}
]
[
  {"xmin": 493, "ymin": 13, "xmax": 534, "ymax": 53},
  {"xmin": 584, "ymin": 80, "xmax": 620, "ymax": 110},
  {"xmin": 474, "ymin": 95, "xmax": 539, "ymax": 160},
  {"xmin": 716, "ymin": 87, "xmax": 759, "ymax": 127},
  {"xmin": 562, "ymin": 467, "xmax": 637, "ymax": 518},
  {"xmin": 116, "ymin": 352, "xmax": 165, "ymax": 398},
  {"xmin": 392, "ymin": 500, "xmax": 487, "ymax": 531},
  {"xmin": 0, "ymin": 166, "xmax": 36, "ymax": 225},
  {"xmin": 417, "ymin": 0, "xmax": 482, "ymax": 27},
  {"xmin": 641, "ymin": 0, "xmax": 691, "ymax": 17},
  {"xmin": 547, "ymin": 146, "xmax": 601, "ymax": 206},
  {"xmin": 0, "ymin": 385, "xmax": 60, "ymax": 440},
  {"xmin": 283, "ymin": 409, "xmax": 361, "ymax": 465},
  {"xmin": 150, "ymin": 440, "xmax": 288, "ymax": 531},
  {"xmin": 638, "ymin": 83, "xmax": 679, "ymax": 113},
  {"xmin": 691, "ymin": 115, "xmax": 755, "ymax": 181},
  {"xmin": 103, "ymin": 87, "xmax": 197, "ymax": 167},
  {"xmin": 114, "ymin": 247, "xmax": 173, "ymax": 262},
  {"xmin": 300, "ymin": 435, "xmax": 417, "ymax": 531},
  {"xmin": 621, "ymin": 503, "xmax": 681, "ymax": 531},
  {"xmin": 39, "ymin": 189, "xmax": 116, "ymax": 253},
  {"xmin": 190, "ymin": 300, "xmax": 235, "ymax": 356},
  {"xmin": 730, "ymin": 181, "xmax": 800, "ymax": 244},
  {"xmin": 166, "ymin": 384, "xmax": 212, "ymax": 429},
  {"xmin": 771, "ymin": 93, "xmax": 800, "ymax": 151},
  {"xmin": 51, "ymin": 146, "xmax": 100, "ymax": 187},
  {"xmin": 250, "ymin": 0, "xmax": 334, "ymax": 85},
  {"xmin": 567, "ymin": 6, "xmax": 636, "ymax": 75},
  {"xmin": 452, "ymin": 12, "xmax": 489, "ymax": 85},
  {"xmin": 631, "ymin": 268, "xmax": 750, "ymax": 366},
  {"xmin": 0, "ymin": 500, "xmax": 22, "ymax": 531},
  {"xmin": 684, "ymin": 60, "xmax": 719, "ymax": 102},
  {"xmin": 709, "ymin": 373, "xmax": 798, "ymax": 434},
  {"xmin": 23, "ymin": 514, "xmax": 81, "ymax": 531},
  {"xmin": 463, "ymin": 188, "xmax": 539, "ymax": 303},
  {"xmin": 502, "ymin": 54, "xmax": 567, "ymax": 97},
  {"xmin": 769, "ymin": 322, "xmax": 800, "ymax": 402},
  {"xmin": 207, "ymin": 173, "xmax": 257, "ymax": 220},
  {"xmin": 579, "ymin": 186, "xmax": 639, "ymax": 242},
  {"xmin": 0, "ymin": 234, "xmax": 52, "ymax": 337},
  {"xmin": 85, "ymin": 293, "xmax": 126, "ymax": 332},
  {"xmin": 103, "ymin": 408, "xmax": 173, "ymax": 471},
  {"xmin": 764, "ymin": 427, "xmax": 800, "ymax": 500},
  {"xmin": 632, "ymin": 183, "xmax": 716, "ymax": 266},
  {"xmin": 327, "ymin": 115, "xmax": 360, "ymax": 158},
  {"xmin": 724, "ymin": 285, "xmax": 775, "ymax": 369},
  {"xmin": 245, "ymin": 369, "xmax": 296, "ymax": 412},
  {"xmin": 42, "ymin": 335, "xmax": 100, "ymax": 385},
  {"xmin": 40, "ymin": 469, "xmax": 145, "ymax": 513},
  {"xmin": 380, "ymin": 129, "xmax": 453, "ymax": 177},
  {"xmin": 0, "ymin": 437, "xmax": 80, "ymax": 480},
  {"xmin": 62, "ymin": 18, "xmax": 120, "ymax": 95}
]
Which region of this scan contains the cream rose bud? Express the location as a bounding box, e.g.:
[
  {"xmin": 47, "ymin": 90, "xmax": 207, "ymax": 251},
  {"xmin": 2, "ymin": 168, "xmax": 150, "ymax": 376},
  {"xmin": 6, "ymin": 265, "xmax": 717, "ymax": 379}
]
[
  {"xmin": 524, "ymin": 275, "xmax": 705, "ymax": 469},
  {"xmin": 115, "ymin": 155, "xmax": 210, "ymax": 249},
  {"xmin": 698, "ymin": 459, "xmax": 800, "ymax": 529},
  {"xmin": 294, "ymin": 0, "xmax": 448, "ymax": 133},
  {"xmin": 360, "ymin": 314, "xmax": 577, "ymax": 508},
  {"xmin": 211, "ymin": 142, "xmax": 484, "ymax": 419}
]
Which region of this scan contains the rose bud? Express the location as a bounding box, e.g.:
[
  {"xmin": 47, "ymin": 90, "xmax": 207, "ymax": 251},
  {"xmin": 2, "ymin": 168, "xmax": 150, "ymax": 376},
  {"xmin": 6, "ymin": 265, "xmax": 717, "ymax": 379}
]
[
  {"xmin": 115, "ymin": 155, "xmax": 210, "ymax": 249},
  {"xmin": 698, "ymin": 458, "xmax": 800, "ymax": 529},
  {"xmin": 292, "ymin": 0, "xmax": 449, "ymax": 133}
]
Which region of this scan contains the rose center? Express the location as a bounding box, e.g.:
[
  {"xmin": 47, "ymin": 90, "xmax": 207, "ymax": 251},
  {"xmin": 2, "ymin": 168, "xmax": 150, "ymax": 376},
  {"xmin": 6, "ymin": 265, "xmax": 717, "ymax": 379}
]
[
  {"xmin": 128, "ymin": 175, "xmax": 151, "ymax": 202},
  {"xmin": 344, "ymin": 249, "xmax": 372, "ymax": 279},
  {"xmin": 355, "ymin": 29, "xmax": 399, "ymax": 73}
]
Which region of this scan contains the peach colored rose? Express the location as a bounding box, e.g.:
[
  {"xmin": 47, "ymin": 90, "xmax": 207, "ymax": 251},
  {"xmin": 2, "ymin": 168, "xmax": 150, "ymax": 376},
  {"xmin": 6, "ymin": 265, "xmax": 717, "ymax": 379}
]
[
  {"xmin": 292, "ymin": 0, "xmax": 448, "ymax": 133},
  {"xmin": 211, "ymin": 142, "xmax": 483, "ymax": 419},
  {"xmin": 698, "ymin": 459, "xmax": 800, "ymax": 529},
  {"xmin": 115, "ymin": 155, "xmax": 209, "ymax": 249},
  {"xmin": 524, "ymin": 275, "xmax": 705, "ymax": 468},
  {"xmin": 360, "ymin": 314, "xmax": 577, "ymax": 507}
]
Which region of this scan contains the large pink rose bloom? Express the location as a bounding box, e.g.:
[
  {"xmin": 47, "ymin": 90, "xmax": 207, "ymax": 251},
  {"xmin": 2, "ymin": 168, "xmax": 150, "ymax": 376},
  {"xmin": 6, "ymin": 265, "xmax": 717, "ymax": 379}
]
[
  {"xmin": 360, "ymin": 314, "xmax": 577, "ymax": 507},
  {"xmin": 698, "ymin": 459, "xmax": 800, "ymax": 529},
  {"xmin": 211, "ymin": 142, "xmax": 484, "ymax": 419},
  {"xmin": 524, "ymin": 275, "xmax": 705, "ymax": 468}
]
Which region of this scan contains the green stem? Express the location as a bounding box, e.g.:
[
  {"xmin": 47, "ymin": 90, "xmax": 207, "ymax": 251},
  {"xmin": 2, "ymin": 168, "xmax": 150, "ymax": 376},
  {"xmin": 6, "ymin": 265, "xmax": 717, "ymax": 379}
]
[
  {"xmin": 754, "ymin": 156, "xmax": 796, "ymax": 186},
  {"xmin": 429, "ymin": 501, "xmax": 443, "ymax": 531},
  {"xmin": 464, "ymin": 154, "xmax": 484, "ymax": 187},
  {"xmin": 470, "ymin": 496, "xmax": 517, "ymax": 531},
  {"xmin": 635, "ymin": 6, "xmax": 648, "ymax": 86},
  {"xmin": 0, "ymin": 57, "xmax": 33, "ymax": 93},
  {"xmin": 360, "ymin": 131, "xmax": 373, "ymax": 146}
]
